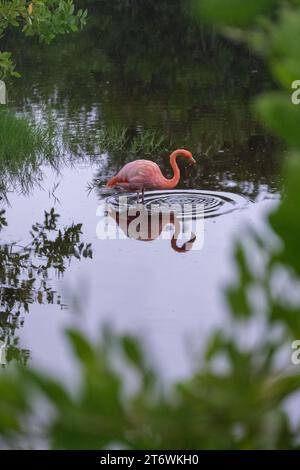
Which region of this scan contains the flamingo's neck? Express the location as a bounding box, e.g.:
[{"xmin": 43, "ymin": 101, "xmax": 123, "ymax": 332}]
[{"xmin": 162, "ymin": 150, "xmax": 182, "ymax": 189}]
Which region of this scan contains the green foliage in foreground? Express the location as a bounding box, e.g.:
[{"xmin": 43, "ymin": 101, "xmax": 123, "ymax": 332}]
[
  {"xmin": 0, "ymin": 0, "xmax": 87, "ymax": 78},
  {"xmin": 190, "ymin": 0, "xmax": 277, "ymax": 27},
  {"xmin": 0, "ymin": 321, "xmax": 299, "ymax": 450},
  {"xmin": 1, "ymin": 0, "xmax": 300, "ymax": 450}
]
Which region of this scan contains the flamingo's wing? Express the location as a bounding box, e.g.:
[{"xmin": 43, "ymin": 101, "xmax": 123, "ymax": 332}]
[{"xmin": 116, "ymin": 160, "xmax": 162, "ymax": 188}]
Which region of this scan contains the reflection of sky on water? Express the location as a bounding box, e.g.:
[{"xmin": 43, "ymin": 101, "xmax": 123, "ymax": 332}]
[{"xmin": 2, "ymin": 162, "xmax": 278, "ymax": 381}]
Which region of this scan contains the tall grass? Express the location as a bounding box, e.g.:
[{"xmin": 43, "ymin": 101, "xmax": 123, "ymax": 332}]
[
  {"xmin": 98, "ymin": 126, "xmax": 128, "ymax": 153},
  {"xmin": 129, "ymin": 129, "xmax": 166, "ymax": 155},
  {"xmin": 0, "ymin": 108, "xmax": 59, "ymax": 197},
  {"xmin": 0, "ymin": 109, "xmax": 56, "ymax": 163},
  {"xmin": 98, "ymin": 126, "xmax": 169, "ymax": 156}
]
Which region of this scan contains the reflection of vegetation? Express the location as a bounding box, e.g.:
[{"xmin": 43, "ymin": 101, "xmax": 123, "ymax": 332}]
[
  {"xmin": 3, "ymin": 1, "xmax": 281, "ymax": 197},
  {"xmin": 129, "ymin": 129, "xmax": 167, "ymax": 156},
  {"xmin": 100, "ymin": 127, "xmax": 167, "ymax": 156},
  {"xmin": 0, "ymin": 208, "xmax": 92, "ymax": 366},
  {"xmin": 0, "ymin": 109, "xmax": 60, "ymax": 199}
]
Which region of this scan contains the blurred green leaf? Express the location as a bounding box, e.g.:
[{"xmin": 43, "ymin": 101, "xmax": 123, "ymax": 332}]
[
  {"xmin": 66, "ymin": 329, "xmax": 96, "ymax": 365},
  {"xmin": 269, "ymin": 154, "xmax": 300, "ymax": 277},
  {"xmin": 0, "ymin": 374, "xmax": 29, "ymax": 435},
  {"xmin": 205, "ymin": 331, "xmax": 225, "ymax": 361},
  {"xmin": 122, "ymin": 335, "xmax": 145, "ymax": 369},
  {"xmin": 190, "ymin": 0, "xmax": 277, "ymax": 26},
  {"xmin": 254, "ymin": 92, "xmax": 300, "ymax": 148},
  {"xmin": 226, "ymin": 243, "xmax": 253, "ymax": 317},
  {"xmin": 24, "ymin": 370, "xmax": 72, "ymax": 408}
]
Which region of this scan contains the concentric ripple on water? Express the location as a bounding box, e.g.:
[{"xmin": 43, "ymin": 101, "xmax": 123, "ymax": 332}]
[{"xmin": 106, "ymin": 189, "xmax": 249, "ymax": 219}]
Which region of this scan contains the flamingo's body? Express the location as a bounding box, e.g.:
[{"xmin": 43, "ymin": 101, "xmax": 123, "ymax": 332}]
[{"xmin": 106, "ymin": 148, "xmax": 195, "ymax": 203}]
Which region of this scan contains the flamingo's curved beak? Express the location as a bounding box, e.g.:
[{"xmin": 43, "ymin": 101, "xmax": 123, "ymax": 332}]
[{"xmin": 190, "ymin": 157, "xmax": 196, "ymax": 165}]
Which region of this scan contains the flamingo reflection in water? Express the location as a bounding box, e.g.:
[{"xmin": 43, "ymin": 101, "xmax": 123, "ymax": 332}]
[{"xmin": 108, "ymin": 204, "xmax": 196, "ymax": 253}]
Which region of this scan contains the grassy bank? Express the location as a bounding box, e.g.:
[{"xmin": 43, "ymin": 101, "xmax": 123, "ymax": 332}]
[
  {"xmin": 0, "ymin": 108, "xmax": 58, "ymax": 197},
  {"xmin": 0, "ymin": 108, "xmax": 56, "ymax": 163}
]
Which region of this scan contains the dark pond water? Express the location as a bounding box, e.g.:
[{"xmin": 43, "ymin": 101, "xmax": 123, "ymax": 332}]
[{"xmin": 1, "ymin": 4, "xmax": 282, "ymax": 379}]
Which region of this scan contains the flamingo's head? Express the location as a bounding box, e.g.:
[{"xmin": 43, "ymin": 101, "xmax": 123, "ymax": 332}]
[{"xmin": 177, "ymin": 149, "xmax": 196, "ymax": 164}]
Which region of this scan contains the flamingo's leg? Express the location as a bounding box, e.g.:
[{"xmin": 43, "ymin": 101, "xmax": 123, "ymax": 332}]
[
  {"xmin": 137, "ymin": 191, "xmax": 140, "ymax": 204},
  {"xmin": 142, "ymin": 188, "xmax": 145, "ymax": 204}
]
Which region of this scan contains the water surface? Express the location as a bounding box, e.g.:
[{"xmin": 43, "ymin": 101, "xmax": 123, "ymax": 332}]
[{"xmin": 1, "ymin": 5, "xmax": 282, "ymax": 378}]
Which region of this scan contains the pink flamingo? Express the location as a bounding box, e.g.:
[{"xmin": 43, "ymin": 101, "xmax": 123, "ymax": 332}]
[{"xmin": 106, "ymin": 148, "xmax": 195, "ymax": 203}]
